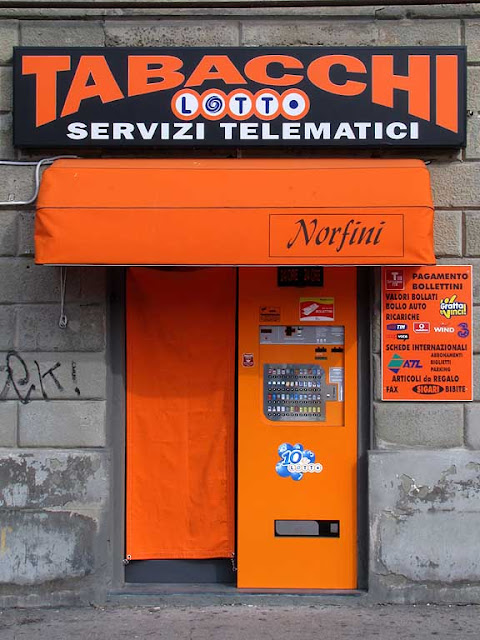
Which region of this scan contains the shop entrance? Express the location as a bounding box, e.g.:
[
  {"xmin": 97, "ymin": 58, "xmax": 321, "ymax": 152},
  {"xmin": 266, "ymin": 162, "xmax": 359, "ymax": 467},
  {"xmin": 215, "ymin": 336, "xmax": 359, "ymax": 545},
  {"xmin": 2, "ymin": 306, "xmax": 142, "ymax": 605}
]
[
  {"xmin": 125, "ymin": 266, "xmax": 358, "ymax": 588},
  {"xmin": 32, "ymin": 156, "xmax": 433, "ymax": 590}
]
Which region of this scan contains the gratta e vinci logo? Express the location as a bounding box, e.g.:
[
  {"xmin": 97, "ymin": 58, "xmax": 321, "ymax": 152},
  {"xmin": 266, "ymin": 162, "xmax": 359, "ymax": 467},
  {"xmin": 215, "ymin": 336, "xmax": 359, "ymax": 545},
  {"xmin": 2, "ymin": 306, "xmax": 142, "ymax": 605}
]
[{"xmin": 13, "ymin": 47, "xmax": 466, "ymax": 148}]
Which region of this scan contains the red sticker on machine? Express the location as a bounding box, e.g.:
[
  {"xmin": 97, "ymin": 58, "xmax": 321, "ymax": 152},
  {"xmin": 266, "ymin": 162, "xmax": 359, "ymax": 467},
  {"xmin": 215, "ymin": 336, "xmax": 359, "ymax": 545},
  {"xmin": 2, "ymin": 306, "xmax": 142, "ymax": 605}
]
[
  {"xmin": 300, "ymin": 298, "xmax": 335, "ymax": 321},
  {"xmin": 242, "ymin": 353, "xmax": 255, "ymax": 367},
  {"xmin": 384, "ymin": 268, "xmax": 405, "ymax": 291}
]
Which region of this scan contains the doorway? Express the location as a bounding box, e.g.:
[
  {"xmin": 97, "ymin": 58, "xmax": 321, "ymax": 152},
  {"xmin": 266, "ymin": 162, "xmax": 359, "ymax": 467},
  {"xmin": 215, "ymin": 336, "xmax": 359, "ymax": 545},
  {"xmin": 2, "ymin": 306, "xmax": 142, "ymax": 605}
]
[
  {"xmin": 125, "ymin": 266, "xmax": 361, "ymax": 587},
  {"xmin": 125, "ymin": 267, "xmax": 236, "ymax": 583}
]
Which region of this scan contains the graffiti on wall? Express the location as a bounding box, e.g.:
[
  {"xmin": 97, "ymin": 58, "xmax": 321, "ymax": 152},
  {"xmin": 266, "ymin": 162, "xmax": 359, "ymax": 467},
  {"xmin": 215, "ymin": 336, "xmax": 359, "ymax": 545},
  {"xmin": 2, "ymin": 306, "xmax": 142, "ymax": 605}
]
[{"xmin": 0, "ymin": 351, "xmax": 80, "ymax": 404}]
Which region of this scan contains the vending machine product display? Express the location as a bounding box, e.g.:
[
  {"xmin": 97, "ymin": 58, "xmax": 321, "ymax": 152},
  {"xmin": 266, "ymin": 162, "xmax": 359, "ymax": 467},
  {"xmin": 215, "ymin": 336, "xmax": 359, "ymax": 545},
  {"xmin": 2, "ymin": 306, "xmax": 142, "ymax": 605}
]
[
  {"xmin": 237, "ymin": 267, "xmax": 358, "ymax": 589},
  {"xmin": 261, "ymin": 325, "xmax": 345, "ymax": 424}
]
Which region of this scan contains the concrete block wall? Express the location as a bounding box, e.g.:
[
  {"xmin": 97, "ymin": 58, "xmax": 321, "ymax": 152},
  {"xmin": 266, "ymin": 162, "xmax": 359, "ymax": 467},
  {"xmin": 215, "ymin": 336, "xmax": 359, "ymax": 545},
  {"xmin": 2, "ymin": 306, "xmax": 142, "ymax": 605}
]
[
  {"xmin": 0, "ymin": 23, "xmax": 109, "ymax": 601},
  {"xmin": 0, "ymin": 2, "xmax": 478, "ymax": 605},
  {"xmin": 369, "ymin": 451, "xmax": 480, "ymax": 603},
  {"xmin": 0, "ymin": 257, "xmax": 108, "ymax": 604},
  {"xmin": 366, "ymin": 11, "xmax": 480, "ymax": 602}
]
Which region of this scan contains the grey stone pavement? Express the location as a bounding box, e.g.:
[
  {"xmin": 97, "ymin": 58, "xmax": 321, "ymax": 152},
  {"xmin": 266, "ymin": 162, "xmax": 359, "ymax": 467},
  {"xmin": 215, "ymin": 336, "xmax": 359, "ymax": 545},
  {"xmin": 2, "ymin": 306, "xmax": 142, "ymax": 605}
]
[{"xmin": 0, "ymin": 602, "xmax": 480, "ymax": 639}]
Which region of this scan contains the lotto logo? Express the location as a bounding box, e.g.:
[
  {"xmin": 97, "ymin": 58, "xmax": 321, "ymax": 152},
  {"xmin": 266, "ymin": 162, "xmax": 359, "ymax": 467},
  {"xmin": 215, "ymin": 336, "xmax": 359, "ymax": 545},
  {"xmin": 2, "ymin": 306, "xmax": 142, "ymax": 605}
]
[
  {"xmin": 276, "ymin": 442, "xmax": 323, "ymax": 481},
  {"xmin": 172, "ymin": 88, "xmax": 310, "ymax": 121}
]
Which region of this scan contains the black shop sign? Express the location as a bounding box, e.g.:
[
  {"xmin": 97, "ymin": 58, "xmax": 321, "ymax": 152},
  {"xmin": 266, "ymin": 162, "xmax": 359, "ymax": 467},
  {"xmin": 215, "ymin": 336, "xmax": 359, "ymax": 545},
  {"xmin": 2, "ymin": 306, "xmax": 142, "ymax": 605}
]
[{"xmin": 13, "ymin": 47, "xmax": 466, "ymax": 148}]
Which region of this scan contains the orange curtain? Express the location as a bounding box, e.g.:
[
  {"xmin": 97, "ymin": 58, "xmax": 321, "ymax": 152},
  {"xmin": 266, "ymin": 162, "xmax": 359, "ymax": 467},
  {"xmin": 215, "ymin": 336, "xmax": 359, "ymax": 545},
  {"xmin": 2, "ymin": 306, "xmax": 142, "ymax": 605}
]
[{"xmin": 126, "ymin": 267, "xmax": 236, "ymax": 559}]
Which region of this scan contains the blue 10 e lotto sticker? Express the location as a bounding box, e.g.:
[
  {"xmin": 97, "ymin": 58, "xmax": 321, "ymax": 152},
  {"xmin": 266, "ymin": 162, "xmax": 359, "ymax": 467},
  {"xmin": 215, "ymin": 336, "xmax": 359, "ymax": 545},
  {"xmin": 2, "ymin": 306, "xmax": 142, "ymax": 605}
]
[{"xmin": 276, "ymin": 443, "xmax": 323, "ymax": 481}]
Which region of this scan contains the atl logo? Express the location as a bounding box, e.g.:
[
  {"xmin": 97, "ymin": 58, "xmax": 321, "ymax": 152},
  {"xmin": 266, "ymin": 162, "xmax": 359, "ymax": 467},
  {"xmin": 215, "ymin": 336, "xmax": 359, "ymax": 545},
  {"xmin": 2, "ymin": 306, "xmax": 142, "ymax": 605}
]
[{"xmin": 388, "ymin": 354, "xmax": 423, "ymax": 373}]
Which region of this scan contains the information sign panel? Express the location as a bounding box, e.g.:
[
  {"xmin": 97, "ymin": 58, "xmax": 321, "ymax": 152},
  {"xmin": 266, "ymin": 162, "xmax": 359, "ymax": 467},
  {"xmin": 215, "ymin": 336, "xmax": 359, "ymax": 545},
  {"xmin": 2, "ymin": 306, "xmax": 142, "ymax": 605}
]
[
  {"xmin": 382, "ymin": 266, "xmax": 472, "ymax": 401},
  {"xmin": 13, "ymin": 47, "xmax": 466, "ymax": 148}
]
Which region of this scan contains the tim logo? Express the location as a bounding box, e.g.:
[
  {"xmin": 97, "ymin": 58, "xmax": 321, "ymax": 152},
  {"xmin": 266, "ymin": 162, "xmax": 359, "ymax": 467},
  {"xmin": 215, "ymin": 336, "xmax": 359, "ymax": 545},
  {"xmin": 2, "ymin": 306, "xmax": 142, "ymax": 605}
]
[
  {"xmin": 388, "ymin": 354, "xmax": 423, "ymax": 374},
  {"xmin": 386, "ymin": 323, "xmax": 407, "ymax": 331}
]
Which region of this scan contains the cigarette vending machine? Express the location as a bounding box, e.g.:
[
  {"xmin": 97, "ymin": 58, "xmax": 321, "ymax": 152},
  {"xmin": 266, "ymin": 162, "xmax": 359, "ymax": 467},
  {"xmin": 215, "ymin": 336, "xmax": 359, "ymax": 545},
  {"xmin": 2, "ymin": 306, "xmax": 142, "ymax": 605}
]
[{"xmin": 237, "ymin": 267, "xmax": 357, "ymax": 589}]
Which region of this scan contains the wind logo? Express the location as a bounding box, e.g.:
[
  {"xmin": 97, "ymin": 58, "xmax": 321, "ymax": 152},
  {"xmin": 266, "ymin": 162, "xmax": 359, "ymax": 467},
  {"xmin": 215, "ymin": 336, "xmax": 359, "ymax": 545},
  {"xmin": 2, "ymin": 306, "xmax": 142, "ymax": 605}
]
[
  {"xmin": 440, "ymin": 294, "xmax": 467, "ymax": 320},
  {"xmin": 388, "ymin": 354, "xmax": 423, "ymax": 374}
]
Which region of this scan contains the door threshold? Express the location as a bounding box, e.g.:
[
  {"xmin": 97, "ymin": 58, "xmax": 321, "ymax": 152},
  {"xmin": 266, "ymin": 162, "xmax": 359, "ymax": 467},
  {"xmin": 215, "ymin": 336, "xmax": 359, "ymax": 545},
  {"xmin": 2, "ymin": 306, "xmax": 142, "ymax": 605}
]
[{"xmin": 108, "ymin": 584, "xmax": 367, "ymax": 606}]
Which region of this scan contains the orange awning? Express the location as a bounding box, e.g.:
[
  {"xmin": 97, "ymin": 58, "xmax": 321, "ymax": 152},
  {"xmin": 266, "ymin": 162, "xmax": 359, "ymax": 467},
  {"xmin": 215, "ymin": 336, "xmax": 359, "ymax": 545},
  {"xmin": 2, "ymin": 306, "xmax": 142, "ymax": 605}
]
[{"xmin": 35, "ymin": 158, "xmax": 434, "ymax": 266}]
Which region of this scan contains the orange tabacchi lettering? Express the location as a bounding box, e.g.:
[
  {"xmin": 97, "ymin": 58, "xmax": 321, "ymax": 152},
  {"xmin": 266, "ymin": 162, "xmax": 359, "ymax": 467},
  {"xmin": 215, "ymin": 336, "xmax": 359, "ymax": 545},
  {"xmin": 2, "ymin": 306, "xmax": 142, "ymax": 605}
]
[
  {"xmin": 435, "ymin": 55, "xmax": 458, "ymax": 133},
  {"xmin": 244, "ymin": 55, "xmax": 304, "ymax": 86},
  {"xmin": 185, "ymin": 55, "xmax": 247, "ymax": 87},
  {"xmin": 128, "ymin": 56, "xmax": 185, "ymax": 96},
  {"xmin": 372, "ymin": 55, "xmax": 430, "ymax": 122},
  {"xmin": 61, "ymin": 56, "xmax": 124, "ymax": 118},
  {"xmin": 22, "ymin": 55, "xmax": 71, "ymax": 126},
  {"xmin": 21, "ymin": 51, "xmax": 459, "ymax": 135},
  {"xmin": 307, "ymin": 55, "xmax": 367, "ymax": 96}
]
